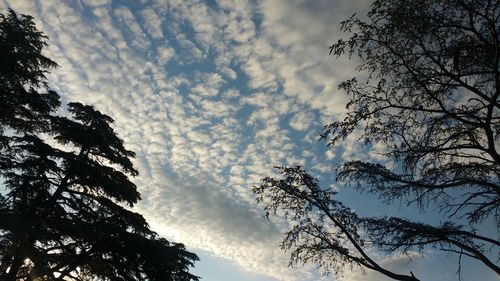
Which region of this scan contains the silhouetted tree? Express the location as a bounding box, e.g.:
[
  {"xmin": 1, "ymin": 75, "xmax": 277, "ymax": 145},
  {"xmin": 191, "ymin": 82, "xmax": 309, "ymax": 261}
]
[
  {"xmin": 254, "ymin": 0, "xmax": 499, "ymax": 280},
  {"xmin": 0, "ymin": 9, "xmax": 199, "ymax": 281},
  {"xmin": 0, "ymin": 9, "xmax": 59, "ymax": 161}
]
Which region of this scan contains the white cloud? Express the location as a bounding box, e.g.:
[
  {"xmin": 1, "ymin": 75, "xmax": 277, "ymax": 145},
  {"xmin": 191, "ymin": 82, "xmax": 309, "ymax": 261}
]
[
  {"xmin": 242, "ymin": 56, "xmax": 278, "ymax": 90},
  {"xmin": 220, "ymin": 66, "xmax": 237, "ymax": 80},
  {"xmin": 289, "ymin": 111, "xmax": 315, "ymax": 131},
  {"xmin": 141, "ymin": 8, "xmax": 164, "ymax": 39},
  {"xmin": 156, "ymin": 43, "xmax": 176, "ymax": 63},
  {"xmin": 83, "ymin": 0, "xmax": 111, "ymax": 7},
  {"xmin": 175, "ymin": 33, "xmax": 204, "ymax": 60},
  {"xmin": 325, "ymin": 149, "xmax": 335, "ymax": 160},
  {"xmin": 113, "ymin": 6, "xmax": 151, "ymax": 50}
]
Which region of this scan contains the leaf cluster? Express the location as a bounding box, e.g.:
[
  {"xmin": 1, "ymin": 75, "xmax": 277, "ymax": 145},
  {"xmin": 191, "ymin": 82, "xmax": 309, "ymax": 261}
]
[{"xmin": 324, "ymin": 0, "xmax": 500, "ymax": 224}]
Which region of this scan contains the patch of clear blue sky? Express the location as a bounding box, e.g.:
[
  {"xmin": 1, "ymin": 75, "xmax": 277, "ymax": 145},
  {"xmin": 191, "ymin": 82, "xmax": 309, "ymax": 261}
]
[{"xmin": 192, "ymin": 250, "xmax": 279, "ymax": 281}]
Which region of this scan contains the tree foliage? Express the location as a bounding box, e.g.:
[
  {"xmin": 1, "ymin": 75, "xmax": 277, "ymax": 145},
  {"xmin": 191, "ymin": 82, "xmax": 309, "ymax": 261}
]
[
  {"xmin": 255, "ymin": 0, "xmax": 499, "ymax": 280},
  {"xmin": 0, "ymin": 9, "xmax": 199, "ymax": 281}
]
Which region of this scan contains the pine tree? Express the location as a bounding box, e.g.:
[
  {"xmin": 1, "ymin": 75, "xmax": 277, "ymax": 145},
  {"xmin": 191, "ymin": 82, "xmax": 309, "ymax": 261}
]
[{"xmin": 0, "ymin": 9, "xmax": 199, "ymax": 281}]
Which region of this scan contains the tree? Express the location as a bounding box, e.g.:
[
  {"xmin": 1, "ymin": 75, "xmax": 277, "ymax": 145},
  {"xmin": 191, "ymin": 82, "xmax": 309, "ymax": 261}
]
[
  {"xmin": 0, "ymin": 9, "xmax": 199, "ymax": 281},
  {"xmin": 0, "ymin": 9, "xmax": 59, "ymax": 160},
  {"xmin": 254, "ymin": 0, "xmax": 499, "ymax": 280}
]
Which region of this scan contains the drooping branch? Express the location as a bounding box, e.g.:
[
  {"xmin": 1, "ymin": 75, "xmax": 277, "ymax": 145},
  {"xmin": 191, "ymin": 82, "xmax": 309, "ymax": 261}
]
[
  {"xmin": 362, "ymin": 217, "xmax": 500, "ymax": 274},
  {"xmin": 254, "ymin": 166, "xmax": 420, "ymax": 281}
]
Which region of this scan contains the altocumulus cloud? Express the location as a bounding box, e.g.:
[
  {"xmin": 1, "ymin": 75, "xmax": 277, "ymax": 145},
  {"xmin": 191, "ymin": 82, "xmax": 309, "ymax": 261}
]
[{"xmin": 0, "ymin": 0, "xmax": 405, "ymax": 280}]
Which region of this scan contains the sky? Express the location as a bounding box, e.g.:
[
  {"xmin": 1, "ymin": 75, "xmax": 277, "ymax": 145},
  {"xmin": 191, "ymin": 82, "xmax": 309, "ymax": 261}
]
[{"xmin": 1, "ymin": 1, "xmax": 497, "ymax": 281}]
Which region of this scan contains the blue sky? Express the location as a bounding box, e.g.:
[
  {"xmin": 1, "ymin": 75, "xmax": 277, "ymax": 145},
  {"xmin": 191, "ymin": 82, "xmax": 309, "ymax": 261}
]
[{"xmin": 2, "ymin": 1, "xmax": 497, "ymax": 280}]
